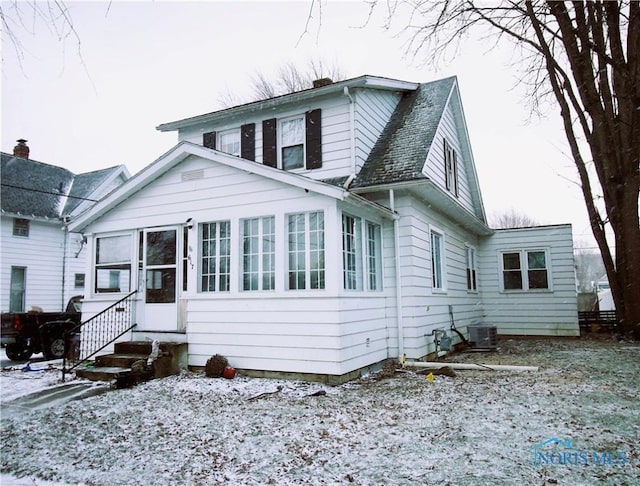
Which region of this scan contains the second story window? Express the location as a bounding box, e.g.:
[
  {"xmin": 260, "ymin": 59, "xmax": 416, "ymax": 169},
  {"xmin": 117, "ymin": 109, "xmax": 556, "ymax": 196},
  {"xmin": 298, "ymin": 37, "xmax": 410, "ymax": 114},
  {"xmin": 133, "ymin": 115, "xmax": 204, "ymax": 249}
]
[
  {"xmin": 13, "ymin": 218, "xmax": 29, "ymax": 237},
  {"xmin": 444, "ymin": 139, "xmax": 459, "ymax": 197},
  {"xmin": 219, "ymin": 129, "xmax": 241, "ymax": 156},
  {"xmin": 280, "ymin": 116, "xmax": 305, "ymax": 170}
]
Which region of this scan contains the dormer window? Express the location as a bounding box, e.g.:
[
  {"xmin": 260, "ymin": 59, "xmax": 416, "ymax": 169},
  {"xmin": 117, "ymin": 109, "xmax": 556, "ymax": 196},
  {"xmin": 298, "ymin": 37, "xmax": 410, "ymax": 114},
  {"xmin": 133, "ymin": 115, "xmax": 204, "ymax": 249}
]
[
  {"xmin": 219, "ymin": 129, "xmax": 241, "ymax": 156},
  {"xmin": 280, "ymin": 115, "xmax": 305, "ymax": 170}
]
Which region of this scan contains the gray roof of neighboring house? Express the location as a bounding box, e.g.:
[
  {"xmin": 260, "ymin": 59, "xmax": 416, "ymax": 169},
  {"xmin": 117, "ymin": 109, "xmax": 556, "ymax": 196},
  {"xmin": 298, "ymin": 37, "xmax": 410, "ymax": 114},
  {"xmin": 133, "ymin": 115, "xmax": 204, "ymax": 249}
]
[
  {"xmin": 1, "ymin": 152, "xmax": 122, "ymax": 220},
  {"xmin": 351, "ymin": 76, "xmax": 456, "ymax": 189}
]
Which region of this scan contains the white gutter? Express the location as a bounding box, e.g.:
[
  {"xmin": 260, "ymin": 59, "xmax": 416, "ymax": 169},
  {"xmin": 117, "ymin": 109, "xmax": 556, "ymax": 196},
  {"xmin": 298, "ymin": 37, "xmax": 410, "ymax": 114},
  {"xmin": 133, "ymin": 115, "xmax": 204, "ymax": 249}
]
[{"xmin": 390, "ymin": 189, "xmax": 405, "ymax": 360}]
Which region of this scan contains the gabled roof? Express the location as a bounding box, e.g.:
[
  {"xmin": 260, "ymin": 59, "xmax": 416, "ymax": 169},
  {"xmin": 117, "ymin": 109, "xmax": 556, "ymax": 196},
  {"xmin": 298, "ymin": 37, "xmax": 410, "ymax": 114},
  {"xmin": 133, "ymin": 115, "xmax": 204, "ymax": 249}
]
[
  {"xmin": 68, "ymin": 142, "xmax": 395, "ymax": 232},
  {"xmin": 157, "ymin": 75, "xmax": 419, "ymax": 132},
  {"xmin": 351, "ymin": 77, "xmax": 456, "ymax": 188},
  {"xmin": 1, "ymin": 152, "xmax": 127, "ymax": 221}
]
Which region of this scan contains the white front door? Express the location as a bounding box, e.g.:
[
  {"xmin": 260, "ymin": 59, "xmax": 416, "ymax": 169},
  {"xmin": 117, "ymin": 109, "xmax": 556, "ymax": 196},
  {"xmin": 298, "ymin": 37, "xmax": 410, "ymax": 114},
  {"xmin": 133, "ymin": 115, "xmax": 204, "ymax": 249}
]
[{"xmin": 141, "ymin": 227, "xmax": 179, "ymax": 331}]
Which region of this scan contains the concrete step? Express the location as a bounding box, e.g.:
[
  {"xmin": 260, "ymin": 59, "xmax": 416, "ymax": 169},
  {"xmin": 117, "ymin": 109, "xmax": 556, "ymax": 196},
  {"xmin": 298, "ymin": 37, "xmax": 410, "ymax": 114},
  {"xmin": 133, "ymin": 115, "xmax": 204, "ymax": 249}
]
[
  {"xmin": 114, "ymin": 341, "xmax": 153, "ymax": 355},
  {"xmin": 95, "ymin": 353, "xmax": 148, "ymax": 368},
  {"xmin": 76, "ymin": 366, "xmax": 132, "ymax": 382}
]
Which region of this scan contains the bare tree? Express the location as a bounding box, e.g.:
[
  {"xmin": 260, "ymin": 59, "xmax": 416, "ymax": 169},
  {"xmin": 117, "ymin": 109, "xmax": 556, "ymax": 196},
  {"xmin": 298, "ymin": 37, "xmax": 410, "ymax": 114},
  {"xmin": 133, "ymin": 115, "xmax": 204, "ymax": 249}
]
[
  {"xmin": 1, "ymin": 0, "xmax": 80, "ymax": 69},
  {"xmin": 490, "ymin": 208, "xmax": 540, "ymax": 229},
  {"xmin": 354, "ymin": 1, "xmax": 639, "ymax": 337},
  {"xmin": 217, "ymin": 58, "xmax": 346, "ymax": 108}
]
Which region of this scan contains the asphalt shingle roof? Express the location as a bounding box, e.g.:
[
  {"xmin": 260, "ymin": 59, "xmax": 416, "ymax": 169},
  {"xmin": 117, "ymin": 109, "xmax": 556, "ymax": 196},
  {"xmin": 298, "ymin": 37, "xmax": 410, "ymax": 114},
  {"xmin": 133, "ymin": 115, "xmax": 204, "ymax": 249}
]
[
  {"xmin": 1, "ymin": 153, "xmax": 120, "ymax": 219},
  {"xmin": 351, "ymin": 76, "xmax": 456, "ymax": 189}
]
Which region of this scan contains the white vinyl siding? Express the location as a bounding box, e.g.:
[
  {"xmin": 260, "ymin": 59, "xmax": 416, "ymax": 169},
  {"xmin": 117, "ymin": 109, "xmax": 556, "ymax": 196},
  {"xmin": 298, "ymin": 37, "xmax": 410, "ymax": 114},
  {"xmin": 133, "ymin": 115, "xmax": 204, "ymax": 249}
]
[{"xmin": 479, "ymin": 225, "xmax": 578, "ymax": 336}]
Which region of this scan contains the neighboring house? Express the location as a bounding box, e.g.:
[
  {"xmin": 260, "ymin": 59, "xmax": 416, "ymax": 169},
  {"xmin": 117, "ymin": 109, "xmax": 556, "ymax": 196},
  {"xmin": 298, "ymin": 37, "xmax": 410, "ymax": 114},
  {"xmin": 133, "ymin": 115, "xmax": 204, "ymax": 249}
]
[
  {"xmin": 69, "ymin": 75, "xmax": 578, "ymax": 381},
  {"xmin": 1, "ymin": 140, "xmax": 129, "ymax": 312}
]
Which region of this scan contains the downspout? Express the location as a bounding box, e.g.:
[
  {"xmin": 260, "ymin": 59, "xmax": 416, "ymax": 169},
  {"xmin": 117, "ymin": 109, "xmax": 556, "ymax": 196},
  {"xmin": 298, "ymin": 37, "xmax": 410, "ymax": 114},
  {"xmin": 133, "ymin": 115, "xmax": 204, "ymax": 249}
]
[
  {"xmin": 343, "ymin": 86, "xmax": 356, "ymax": 176},
  {"xmin": 390, "ymin": 189, "xmax": 405, "ymax": 361},
  {"xmin": 61, "ymin": 222, "xmax": 69, "ymax": 310}
]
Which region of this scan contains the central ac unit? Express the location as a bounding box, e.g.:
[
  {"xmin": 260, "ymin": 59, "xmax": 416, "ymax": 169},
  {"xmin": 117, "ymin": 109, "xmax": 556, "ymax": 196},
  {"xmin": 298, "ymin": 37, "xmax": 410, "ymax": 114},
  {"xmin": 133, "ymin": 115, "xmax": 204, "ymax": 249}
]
[{"xmin": 468, "ymin": 325, "xmax": 498, "ymax": 350}]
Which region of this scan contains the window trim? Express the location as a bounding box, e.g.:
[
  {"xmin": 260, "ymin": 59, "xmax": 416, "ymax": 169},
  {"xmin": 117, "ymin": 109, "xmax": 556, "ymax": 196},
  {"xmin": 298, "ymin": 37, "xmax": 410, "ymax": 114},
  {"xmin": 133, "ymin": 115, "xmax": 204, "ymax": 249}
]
[
  {"xmin": 13, "ymin": 218, "xmax": 29, "ymax": 237},
  {"xmin": 94, "ymin": 233, "xmax": 133, "ymax": 295},
  {"xmin": 200, "ymin": 220, "xmax": 232, "ymax": 293},
  {"xmin": 241, "ymin": 215, "xmax": 276, "ymax": 292},
  {"xmin": 287, "ymin": 211, "xmax": 325, "ymax": 291},
  {"xmin": 444, "ymin": 139, "xmax": 459, "ymax": 197},
  {"xmin": 430, "ymin": 226, "xmax": 447, "ymax": 293},
  {"xmin": 279, "ymin": 114, "xmax": 306, "ymax": 170},
  {"xmin": 218, "ymin": 128, "xmax": 241, "ymax": 156},
  {"xmin": 499, "ymin": 248, "xmax": 552, "ymax": 292},
  {"xmin": 466, "ymin": 245, "xmax": 478, "ymax": 292}
]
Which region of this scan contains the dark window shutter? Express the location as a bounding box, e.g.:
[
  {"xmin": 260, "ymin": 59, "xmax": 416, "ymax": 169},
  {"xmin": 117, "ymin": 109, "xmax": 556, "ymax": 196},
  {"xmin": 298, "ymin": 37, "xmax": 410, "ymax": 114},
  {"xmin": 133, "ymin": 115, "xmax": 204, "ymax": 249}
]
[
  {"xmin": 241, "ymin": 123, "xmax": 255, "ymax": 161},
  {"xmin": 262, "ymin": 118, "xmax": 277, "ymax": 168},
  {"xmin": 305, "ymin": 109, "xmax": 322, "ymax": 169},
  {"xmin": 203, "ymin": 131, "xmax": 216, "ymax": 149}
]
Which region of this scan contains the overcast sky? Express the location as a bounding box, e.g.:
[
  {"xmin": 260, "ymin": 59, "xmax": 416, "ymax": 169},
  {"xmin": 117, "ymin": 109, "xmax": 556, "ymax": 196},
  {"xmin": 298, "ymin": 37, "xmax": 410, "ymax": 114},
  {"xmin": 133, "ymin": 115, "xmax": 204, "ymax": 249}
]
[{"xmin": 1, "ymin": 1, "xmax": 602, "ymax": 248}]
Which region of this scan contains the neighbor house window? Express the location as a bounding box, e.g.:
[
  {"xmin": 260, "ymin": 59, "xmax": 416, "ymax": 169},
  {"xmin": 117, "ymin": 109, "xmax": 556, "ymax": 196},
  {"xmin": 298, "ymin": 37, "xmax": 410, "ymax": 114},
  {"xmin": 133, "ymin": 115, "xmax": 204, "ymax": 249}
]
[
  {"xmin": 9, "ymin": 266, "xmax": 26, "ymax": 312},
  {"xmin": 95, "ymin": 235, "xmax": 132, "ymax": 293},
  {"xmin": 501, "ymin": 250, "xmax": 550, "ymax": 291},
  {"xmin": 219, "ymin": 129, "xmax": 241, "ymax": 156},
  {"xmin": 280, "ymin": 115, "xmax": 305, "ymax": 170},
  {"xmin": 201, "ymin": 221, "xmax": 231, "ymax": 292},
  {"xmin": 342, "ymin": 215, "xmax": 363, "ymax": 290},
  {"xmin": 242, "ymin": 216, "xmax": 275, "ymax": 291},
  {"xmin": 431, "ymin": 229, "xmax": 446, "ymax": 291},
  {"xmin": 13, "ymin": 218, "xmax": 29, "ymax": 237},
  {"xmin": 466, "ymin": 246, "xmax": 477, "ymax": 292},
  {"xmin": 444, "ymin": 139, "xmax": 459, "ymax": 197},
  {"xmin": 74, "ymin": 273, "xmax": 85, "ymax": 289},
  {"xmin": 288, "ymin": 211, "xmax": 324, "ymax": 290}
]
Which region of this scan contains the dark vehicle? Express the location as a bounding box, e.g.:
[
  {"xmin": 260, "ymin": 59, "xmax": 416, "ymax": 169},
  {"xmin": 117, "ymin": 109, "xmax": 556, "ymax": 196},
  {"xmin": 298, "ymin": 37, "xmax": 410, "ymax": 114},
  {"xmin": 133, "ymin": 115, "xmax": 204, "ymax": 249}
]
[{"xmin": 1, "ymin": 296, "xmax": 82, "ymax": 361}]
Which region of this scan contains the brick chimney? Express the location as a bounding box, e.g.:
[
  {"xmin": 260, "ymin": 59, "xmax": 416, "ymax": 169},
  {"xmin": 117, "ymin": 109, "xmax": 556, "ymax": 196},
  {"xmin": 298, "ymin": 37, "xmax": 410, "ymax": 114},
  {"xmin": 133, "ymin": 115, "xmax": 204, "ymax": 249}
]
[
  {"xmin": 13, "ymin": 139, "xmax": 29, "ymax": 159},
  {"xmin": 312, "ymin": 78, "xmax": 333, "ymax": 89}
]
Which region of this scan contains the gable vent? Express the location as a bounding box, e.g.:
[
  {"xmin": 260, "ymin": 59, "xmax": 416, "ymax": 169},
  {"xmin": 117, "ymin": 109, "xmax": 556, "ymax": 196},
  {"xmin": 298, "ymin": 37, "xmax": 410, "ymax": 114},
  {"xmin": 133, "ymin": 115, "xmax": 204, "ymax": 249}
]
[{"xmin": 182, "ymin": 169, "xmax": 204, "ymax": 182}]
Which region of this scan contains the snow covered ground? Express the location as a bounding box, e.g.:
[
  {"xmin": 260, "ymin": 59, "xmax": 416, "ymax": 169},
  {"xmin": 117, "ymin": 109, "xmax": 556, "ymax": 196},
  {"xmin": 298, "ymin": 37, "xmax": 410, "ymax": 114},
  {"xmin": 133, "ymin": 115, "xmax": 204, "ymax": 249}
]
[{"xmin": 1, "ymin": 337, "xmax": 639, "ymax": 485}]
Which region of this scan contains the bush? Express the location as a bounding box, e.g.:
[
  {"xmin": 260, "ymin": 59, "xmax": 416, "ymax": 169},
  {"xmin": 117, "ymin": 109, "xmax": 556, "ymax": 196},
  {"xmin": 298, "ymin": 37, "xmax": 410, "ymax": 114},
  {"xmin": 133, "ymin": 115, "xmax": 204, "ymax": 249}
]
[{"xmin": 205, "ymin": 354, "xmax": 228, "ymax": 378}]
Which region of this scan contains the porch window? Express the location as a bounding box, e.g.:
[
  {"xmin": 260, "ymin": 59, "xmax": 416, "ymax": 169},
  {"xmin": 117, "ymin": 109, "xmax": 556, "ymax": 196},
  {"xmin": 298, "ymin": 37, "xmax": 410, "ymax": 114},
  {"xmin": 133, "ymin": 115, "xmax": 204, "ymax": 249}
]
[
  {"xmin": 431, "ymin": 229, "xmax": 446, "ymax": 291},
  {"xmin": 501, "ymin": 249, "xmax": 550, "ymax": 291},
  {"xmin": 280, "ymin": 115, "xmax": 305, "ymax": 170},
  {"xmin": 288, "ymin": 211, "xmax": 325, "ymax": 290},
  {"xmin": 242, "ymin": 216, "xmax": 275, "ymax": 291},
  {"xmin": 95, "ymin": 234, "xmax": 131, "ymax": 293},
  {"xmin": 201, "ymin": 221, "xmax": 231, "ymax": 292},
  {"xmin": 366, "ymin": 222, "xmax": 382, "ymax": 291},
  {"xmin": 219, "ymin": 129, "xmax": 241, "ymax": 156},
  {"xmin": 466, "ymin": 246, "xmax": 477, "ymax": 292},
  {"xmin": 342, "ymin": 214, "xmax": 363, "ymax": 290},
  {"xmin": 444, "ymin": 139, "xmax": 459, "ymax": 197}
]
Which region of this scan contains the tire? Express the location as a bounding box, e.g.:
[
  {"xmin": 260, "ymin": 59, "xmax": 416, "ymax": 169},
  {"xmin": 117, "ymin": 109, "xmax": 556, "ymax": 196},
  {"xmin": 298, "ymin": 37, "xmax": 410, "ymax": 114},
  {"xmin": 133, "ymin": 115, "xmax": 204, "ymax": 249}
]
[
  {"xmin": 44, "ymin": 337, "xmax": 66, "ymax": 360},
  {"xmin": 5, "ymin": 342, "xmax": 33, "ymax": 361}
]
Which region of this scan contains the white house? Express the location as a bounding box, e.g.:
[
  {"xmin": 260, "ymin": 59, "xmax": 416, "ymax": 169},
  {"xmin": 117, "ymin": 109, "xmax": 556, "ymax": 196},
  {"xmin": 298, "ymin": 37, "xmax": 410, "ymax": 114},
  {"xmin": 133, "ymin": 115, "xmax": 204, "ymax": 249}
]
[
  {"xmin": 68, "ymin": 75, "xmax": 579, "ymax": 382},
  {"xmin": 1, "ymin": 141, "xmax": 129, "ymax": 313}
]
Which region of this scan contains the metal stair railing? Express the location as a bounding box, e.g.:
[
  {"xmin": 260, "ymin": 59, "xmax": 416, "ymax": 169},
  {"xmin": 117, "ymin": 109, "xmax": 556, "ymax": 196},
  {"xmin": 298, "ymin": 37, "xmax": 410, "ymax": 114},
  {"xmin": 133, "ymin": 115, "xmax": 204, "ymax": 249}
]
[{"xmin": 62, "ymin": 290, "xmax": 138, "ymax": 382}]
